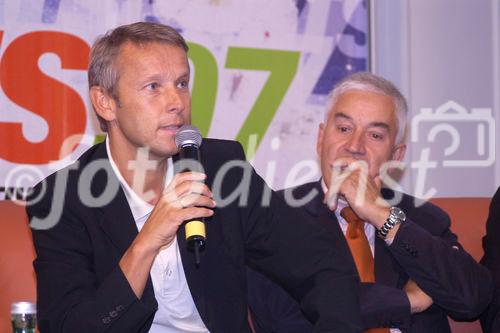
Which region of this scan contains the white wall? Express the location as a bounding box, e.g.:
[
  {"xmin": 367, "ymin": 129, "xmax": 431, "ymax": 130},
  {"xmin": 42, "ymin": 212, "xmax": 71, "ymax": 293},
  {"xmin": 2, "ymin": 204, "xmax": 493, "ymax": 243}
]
[{"xmin": 372, "ymin": 0, "xmax": 499, "ymax": 198}]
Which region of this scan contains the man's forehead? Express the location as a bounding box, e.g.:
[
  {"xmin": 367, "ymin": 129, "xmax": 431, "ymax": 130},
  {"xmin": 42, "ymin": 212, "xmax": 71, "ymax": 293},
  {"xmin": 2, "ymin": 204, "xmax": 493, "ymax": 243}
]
[
  {"xmin": 117, "ymin": 40, "xmax": 187, "ymax": 58},
  {"xmin": 329, "ymin": 91, "xmax": 396, "ymax": 119},
  {"xmin": 335, "ymin": 90, "xmax": 393, "ymax": 105},
  {"xmin": 115, "ymin": 41, "xmax": 189, "ymax": 73},
  {"xmin": 326, "ymin": 102, "xmax": 398, "ymax": 139}
]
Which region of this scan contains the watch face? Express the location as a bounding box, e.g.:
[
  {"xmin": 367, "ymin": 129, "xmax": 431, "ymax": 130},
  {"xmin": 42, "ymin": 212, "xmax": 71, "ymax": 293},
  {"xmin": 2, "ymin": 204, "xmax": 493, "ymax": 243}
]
[{"xmin": 391, "ymin": 207, "xmax": 406, "ymax": 221}]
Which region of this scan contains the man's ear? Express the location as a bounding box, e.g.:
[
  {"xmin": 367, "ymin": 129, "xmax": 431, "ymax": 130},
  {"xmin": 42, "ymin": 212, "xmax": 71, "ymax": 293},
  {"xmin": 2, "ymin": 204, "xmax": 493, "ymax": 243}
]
[
  {"xmin": 392, "ymin": 143, "xmax": 407, "ymax": 161},
  {"xmin": 316, "ymin": 123, "xmax": 325, "ymax": 156},
  {"xmin": 89, "ymin": 86, "xmax": 117, "ymax": 122}
]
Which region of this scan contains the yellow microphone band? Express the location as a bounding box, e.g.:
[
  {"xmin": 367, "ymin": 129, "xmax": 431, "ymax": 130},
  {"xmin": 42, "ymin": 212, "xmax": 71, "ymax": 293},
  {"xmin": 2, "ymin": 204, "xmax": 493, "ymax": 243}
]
[{"xmin": 185, "ymin": 220, "xmax": 206, "ymax": 239}]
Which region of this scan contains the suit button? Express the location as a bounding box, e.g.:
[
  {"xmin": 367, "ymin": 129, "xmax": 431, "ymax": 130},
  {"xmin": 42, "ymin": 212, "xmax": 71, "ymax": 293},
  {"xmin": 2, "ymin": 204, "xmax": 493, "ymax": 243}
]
[
  {"xmin": 102, "ymin": 317, "xmax": 111, "ymax": 324},
  {"xmin": 110, "ymin": 310, "xmax": 118, "ymax": 318}
]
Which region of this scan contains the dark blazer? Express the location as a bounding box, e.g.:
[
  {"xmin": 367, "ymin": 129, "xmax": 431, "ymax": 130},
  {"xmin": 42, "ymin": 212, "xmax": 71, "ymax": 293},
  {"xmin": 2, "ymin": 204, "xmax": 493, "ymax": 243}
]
[
  {"xmin": 26, "ymin": 140, "xmax": 363, "ymax": 333},
  {"xmin": 247, "ymin": 181, "xmax": 493, "ymax": 333},
  {"xmin": 481, "ymin": 186, "xmax": 500, "ymax": 333}
]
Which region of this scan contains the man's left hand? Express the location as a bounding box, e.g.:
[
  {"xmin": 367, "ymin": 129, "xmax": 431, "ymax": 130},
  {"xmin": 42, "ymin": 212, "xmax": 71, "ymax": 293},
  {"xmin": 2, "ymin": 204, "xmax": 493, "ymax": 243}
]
[{"xmin": 325, "ymin": 158, "xmax": 390, "ymax": 228}]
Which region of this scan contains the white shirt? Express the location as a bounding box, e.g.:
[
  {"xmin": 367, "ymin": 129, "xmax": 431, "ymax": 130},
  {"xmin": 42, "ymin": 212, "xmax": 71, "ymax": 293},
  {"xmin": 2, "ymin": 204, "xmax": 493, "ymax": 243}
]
[
  {"xmin": 106, "ymin": 139, "xmax": 209, "ymax": 333},
  {"xmin": 321, "ymin": 180, "xmax": 376, "ymax": 255}
]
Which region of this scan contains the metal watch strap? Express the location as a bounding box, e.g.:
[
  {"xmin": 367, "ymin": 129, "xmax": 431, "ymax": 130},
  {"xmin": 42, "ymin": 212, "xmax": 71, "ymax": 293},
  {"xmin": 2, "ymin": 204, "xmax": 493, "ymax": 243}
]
[{"xmin": 377, "ymin": 207, "xmax": 405, "ymax": 239}]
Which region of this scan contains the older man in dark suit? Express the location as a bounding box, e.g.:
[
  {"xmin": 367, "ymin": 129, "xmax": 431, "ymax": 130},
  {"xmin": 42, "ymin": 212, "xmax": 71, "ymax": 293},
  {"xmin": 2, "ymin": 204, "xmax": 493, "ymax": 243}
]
[{"xmin": 247, "ymin": 72, "xmax": 493, "ymax": 333}]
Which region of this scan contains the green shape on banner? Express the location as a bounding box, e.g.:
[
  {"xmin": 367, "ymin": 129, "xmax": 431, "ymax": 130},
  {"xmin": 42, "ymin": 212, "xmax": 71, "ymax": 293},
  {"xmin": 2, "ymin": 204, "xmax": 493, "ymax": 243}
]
[
  {"xmin": 94, "ymin": 134, "xmax": 106, "ymax": 145},
  {"xmin": 188, "ymin": 42, "xmax": 218, "ymax": 137},
  {"xmin": 225, "ymin": 48, "xmax": 300, "ymax": 159}
]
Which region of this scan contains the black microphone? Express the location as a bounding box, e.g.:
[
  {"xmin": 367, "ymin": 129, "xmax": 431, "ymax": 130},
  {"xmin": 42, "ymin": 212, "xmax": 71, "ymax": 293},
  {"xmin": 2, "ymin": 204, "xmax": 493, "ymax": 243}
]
[{"xmin": 175, "ymin": 125, "xmax": 205, "ymax": 265}]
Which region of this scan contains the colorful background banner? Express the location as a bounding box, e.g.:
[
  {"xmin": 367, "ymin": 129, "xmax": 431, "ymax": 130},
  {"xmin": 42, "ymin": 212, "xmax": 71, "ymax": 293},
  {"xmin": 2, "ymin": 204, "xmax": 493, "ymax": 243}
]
[
  {"xmin": 0, "ymin": 0, "xmax": 369, "ymax": 200},
  {"xmin": 0, "ymin": 0, "xmax": 498, "ymax": 201}
]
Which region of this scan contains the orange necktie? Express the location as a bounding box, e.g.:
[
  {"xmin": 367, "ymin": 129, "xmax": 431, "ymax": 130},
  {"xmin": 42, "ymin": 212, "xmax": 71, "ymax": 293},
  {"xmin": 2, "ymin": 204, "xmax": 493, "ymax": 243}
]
[{"xmin": 341, "ymin": 207, "xmax": 390, "ymax": 333}]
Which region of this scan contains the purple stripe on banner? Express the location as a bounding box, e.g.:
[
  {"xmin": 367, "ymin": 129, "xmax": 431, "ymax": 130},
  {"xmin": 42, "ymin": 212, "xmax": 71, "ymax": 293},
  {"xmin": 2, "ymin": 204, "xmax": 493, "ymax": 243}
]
[
  {"xmin": 312, "ymin": 48, "xmax": 367, "ymax": 96},
  {"xmin": 311, "ymin": 0, "xmax": 368, "ymax": 96},
  {"xmin": 142, "ymin": 0, "xmax": 162, "ymax": 25},
  {"xmin": 296, "ymin": 0, "xmax": 309, "ymax": 34},
  {"xmin": 325, "ymin": 0, "xmax": 344, "ymax": 37},
  {"xmin": 145, "ymin": 15, "xmax": 160, "ymax": 23},
  {"xmin": 42, "ymin": 0, "xmax": 61, "ymax": 24},
  {"xmin": 141, "ymin": 0, "xmax": 183, "ymax": 33},
  {"xmin": 296, "ymin": 0, "xmax": 307, "ymax": 16}
]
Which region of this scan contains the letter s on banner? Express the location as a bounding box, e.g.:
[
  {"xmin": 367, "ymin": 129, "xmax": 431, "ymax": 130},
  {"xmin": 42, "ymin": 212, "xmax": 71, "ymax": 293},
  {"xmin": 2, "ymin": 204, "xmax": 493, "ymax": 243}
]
[{"xmin": 0, "ymin": 31, "xmax": 89, "ymax": 164}]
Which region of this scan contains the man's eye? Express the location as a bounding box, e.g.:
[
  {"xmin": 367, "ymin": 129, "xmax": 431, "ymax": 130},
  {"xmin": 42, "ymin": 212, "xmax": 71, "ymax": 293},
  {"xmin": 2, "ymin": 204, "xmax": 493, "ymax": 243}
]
[
  {"xmin": 337, "ymin": 126, "xmax": 350, "ymax": 133},
  {"xmin": 370, "ymin": 132, "xmax": 384, "ymax": 140},
  {"xmin": 177, "ymin": 81, "xmax": 188, "ymax": 89},
  {"xmin": 147, "ymin": 82, "xmax": 159, "ymax": 90}
]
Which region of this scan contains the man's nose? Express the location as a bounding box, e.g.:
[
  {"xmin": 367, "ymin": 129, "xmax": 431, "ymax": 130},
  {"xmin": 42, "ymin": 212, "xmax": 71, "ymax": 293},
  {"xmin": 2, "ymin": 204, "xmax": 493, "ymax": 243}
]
[
  {"xmin": 345, "ymin": 131, "xmax": 366, "ymax": 155},
  {"xmin": 164, "ymin": 87, "xmax": 184, "ymax": 113}
]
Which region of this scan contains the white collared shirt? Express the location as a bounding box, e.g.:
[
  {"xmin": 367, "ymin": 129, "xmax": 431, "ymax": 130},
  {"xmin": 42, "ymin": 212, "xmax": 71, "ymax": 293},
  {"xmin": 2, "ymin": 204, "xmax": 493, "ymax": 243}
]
[
  {"xmin": 320, "ymin": 180, "xmax": 376, "ymax": 255},
  {"xmin": 106, "ymin": 139, "xmax": 209, "ymax": 333},
  {"xmin": 334, "ymin": 197, "xmax": 376, "ymax": 256}
]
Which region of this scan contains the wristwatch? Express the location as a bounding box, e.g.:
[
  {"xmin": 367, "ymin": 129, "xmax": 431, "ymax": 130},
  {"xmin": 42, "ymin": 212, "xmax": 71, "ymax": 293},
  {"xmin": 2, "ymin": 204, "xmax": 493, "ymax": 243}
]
[{"xmin": 377, "ymin": 206, "xmax": 406, "ymax": 239}]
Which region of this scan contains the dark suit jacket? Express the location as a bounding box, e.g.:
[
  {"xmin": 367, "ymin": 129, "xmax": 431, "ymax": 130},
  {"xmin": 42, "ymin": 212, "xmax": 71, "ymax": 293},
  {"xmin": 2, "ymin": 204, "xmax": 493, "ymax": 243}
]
[
  {"xmin": 26, "ymin": 140, "xmax": 363, "ymax": 333},
  {"xmin": 247, "ymin": 181, "xmax": 493, "ymax": 333},
  {"xmin": 481, "ymin": 186, "xmax": 500, "ymax": 333}
]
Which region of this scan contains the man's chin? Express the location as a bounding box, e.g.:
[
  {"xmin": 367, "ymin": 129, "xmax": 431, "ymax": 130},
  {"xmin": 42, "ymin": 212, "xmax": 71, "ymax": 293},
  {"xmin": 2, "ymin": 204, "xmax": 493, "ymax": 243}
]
[{"xmin": 148, "ymin": 145, "xmax": 178, "ymax": 160}]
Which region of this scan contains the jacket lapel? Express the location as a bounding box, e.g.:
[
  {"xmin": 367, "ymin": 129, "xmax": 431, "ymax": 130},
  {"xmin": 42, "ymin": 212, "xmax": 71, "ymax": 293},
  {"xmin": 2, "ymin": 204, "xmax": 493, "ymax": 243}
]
[
  {"xmin": 91, "ymin": 141, "xmax": 139, "ymax": 253},
  {"xmin": 173, "ymin": 152, "xmax": 209, "ymax": 327},
  {"xmin": 99, "ymin": 189, "xmax": 139, "ymax": 253},
  {"xmin": 92, "ymin": 141, "xmax": 156, "ymax": 301},
  {"xmin": 302, "ymin": 181, "xmax": 346, "ymax": 243},
  {"xmin": 307, "ymin": 181, "xmax": 404, "ymax": 287}
]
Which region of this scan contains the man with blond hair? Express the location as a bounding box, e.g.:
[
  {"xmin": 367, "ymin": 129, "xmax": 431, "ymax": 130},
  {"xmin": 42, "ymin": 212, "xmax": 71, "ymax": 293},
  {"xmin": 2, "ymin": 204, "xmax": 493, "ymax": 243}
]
[{"xmin": 26, "ymin": 22, "xmax": 363, "ymax": 333}]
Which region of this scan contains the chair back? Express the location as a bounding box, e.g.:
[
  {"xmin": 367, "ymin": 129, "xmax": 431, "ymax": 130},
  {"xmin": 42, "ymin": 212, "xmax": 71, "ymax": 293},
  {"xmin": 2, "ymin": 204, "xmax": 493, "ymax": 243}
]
[{"xmin": 0, "ymin": 201, "xmax": 36, "ymax": 333}]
